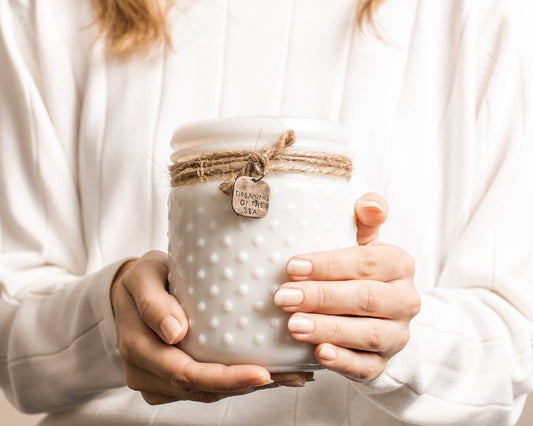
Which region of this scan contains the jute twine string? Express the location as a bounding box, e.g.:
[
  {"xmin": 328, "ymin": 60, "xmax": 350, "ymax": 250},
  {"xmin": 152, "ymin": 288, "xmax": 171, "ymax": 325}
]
[{"xmin": 169, "ymin": 129, "xmax": 353, "ymax": 195}]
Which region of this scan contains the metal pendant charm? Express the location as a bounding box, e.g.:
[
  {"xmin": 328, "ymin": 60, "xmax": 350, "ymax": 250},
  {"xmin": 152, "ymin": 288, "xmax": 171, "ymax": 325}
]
[{"xmin": 232, "ymin": 176, "xmax": 270, "ymax": 218}]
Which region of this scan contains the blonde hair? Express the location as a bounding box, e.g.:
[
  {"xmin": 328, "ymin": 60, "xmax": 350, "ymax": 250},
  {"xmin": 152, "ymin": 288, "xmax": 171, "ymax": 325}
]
[
  {"xmin": 357, "ymin": 0, "xmax": 385, "ymax": 28},
  {"xmin": 92, "ymin": 0, "xmax": 385, "ymax": 57}
]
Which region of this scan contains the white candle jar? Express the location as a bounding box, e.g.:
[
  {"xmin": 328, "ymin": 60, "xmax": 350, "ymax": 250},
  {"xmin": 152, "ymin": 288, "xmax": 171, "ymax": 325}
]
[{"xmin": 168, "ymin": 117, "xmax": 355, "ymax": 372}]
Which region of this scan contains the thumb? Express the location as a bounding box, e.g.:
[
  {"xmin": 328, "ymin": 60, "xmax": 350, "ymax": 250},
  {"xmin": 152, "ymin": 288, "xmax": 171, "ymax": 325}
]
[
  {"xmin": 120, "ymin": 251, "xmax": 189, "ymax": 345},
  {"xmin": 353, "ymin": 193, "xmax": 389, "ymax": 246}
]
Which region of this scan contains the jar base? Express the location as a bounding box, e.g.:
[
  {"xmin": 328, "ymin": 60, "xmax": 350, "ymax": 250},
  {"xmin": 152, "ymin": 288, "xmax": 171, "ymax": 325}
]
[{"xmin": 266, "ymin": 363, "xmax": 324, "ymax": 373}]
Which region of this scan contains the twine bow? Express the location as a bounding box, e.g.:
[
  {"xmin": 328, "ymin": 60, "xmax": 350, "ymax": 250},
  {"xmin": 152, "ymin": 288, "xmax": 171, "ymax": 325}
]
[{"xmin": 218, "ymin": 130, "xmax": 296, "ymax": 194}]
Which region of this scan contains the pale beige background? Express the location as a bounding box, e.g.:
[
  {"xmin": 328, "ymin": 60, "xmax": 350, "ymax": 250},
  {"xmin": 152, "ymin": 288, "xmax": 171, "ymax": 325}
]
[{"xmin": 1, "ymin": 390, "xmax": 532, "ymax": 425}]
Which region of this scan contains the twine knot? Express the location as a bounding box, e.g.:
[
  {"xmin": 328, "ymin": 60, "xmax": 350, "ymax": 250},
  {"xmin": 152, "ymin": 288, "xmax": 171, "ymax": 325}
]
[{"xmin": 218, "ymin": 130, "xmax": 296, "ymax": 194}]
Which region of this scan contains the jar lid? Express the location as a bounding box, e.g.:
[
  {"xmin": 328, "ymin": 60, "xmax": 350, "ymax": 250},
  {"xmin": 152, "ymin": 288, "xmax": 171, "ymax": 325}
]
[{"xmin": 171, "ymin": 116, "xmax": 353, "ymax": 160}]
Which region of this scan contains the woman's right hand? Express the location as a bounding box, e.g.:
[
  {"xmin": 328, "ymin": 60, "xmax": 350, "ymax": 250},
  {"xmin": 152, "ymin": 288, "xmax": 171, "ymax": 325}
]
[{"xmin": 111, "ymin": 251, "xmax": 308, "ymax": 405}]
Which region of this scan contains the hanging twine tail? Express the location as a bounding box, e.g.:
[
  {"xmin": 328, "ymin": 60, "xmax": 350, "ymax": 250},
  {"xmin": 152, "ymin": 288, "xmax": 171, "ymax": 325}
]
[
  {"xmin": 218, "ymin": 130, "xmax": 296, "ymax": 195},
  {"xmin": 169, "ymin": 129, "xmax": 352, "ymax": 193}
]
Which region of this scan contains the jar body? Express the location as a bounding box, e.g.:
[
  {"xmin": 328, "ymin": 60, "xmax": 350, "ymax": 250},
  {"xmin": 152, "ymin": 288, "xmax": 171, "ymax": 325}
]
[{"xmin": 168, "ymin": 117, "xmax": 354, "ymax": 372}]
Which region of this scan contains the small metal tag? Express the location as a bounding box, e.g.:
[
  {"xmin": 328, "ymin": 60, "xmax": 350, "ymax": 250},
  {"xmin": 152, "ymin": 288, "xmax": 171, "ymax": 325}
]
[{"xmin": 232, "ymin": 176, "xmax": 270, "ymax": 218}]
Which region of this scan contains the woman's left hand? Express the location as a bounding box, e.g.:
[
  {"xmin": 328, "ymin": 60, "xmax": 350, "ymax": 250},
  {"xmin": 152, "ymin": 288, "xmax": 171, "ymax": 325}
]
[{"xmin": 274, "ymin": 193, "xmax": 420, "ymax": 382}]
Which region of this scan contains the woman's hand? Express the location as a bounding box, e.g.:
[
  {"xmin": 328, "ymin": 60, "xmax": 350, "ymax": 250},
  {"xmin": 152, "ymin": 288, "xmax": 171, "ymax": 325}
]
[
  {"xmin": 274, "ymin": 193, "xmax": 421, "ymax": 382},
  {"xmin": 111, "ymin": 251, "xmax": 309, "ymax": 405}
]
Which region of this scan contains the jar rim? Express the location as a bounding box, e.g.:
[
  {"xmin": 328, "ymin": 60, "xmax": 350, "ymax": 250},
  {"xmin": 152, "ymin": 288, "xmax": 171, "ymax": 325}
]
[{"xmin": 170, "ymin": 116, "xmax": 353, "ymax": 159}]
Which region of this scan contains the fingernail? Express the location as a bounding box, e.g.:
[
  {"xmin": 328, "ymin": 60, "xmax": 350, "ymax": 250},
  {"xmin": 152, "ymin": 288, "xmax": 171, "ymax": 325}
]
[
  {"xmin": 362, "ymin": 201, "xmax": 384, "ymax": 213},
  {"xmin": 318, "ymin": 344, "xmax": 337, "ymax": 362},
  {"xmin": 287, "ymin": 259, "xmax": 313, "ymax": 277},
  {"xmin": 288, "ymin": 315, "xmax": 314, "ymax": 334},
  {"xmin": 160, "ymin": 315, "xmax": 182, "ymax": 344},
  {"xmin": 274, "ymin": 288, "xmax": 304, "ymax": 307},
  {"xmin": 250, "ymin": 377, "xmax": 274, "ymax": 387}
]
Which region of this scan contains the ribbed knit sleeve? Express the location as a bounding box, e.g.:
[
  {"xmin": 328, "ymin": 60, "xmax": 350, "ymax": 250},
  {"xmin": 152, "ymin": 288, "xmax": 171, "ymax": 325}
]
[
  {"xmin": 0, "ymin": 2, "xmax": 125, "ymax": 413},
  {"xmin": 354, "ymin": 2, "xmax": 533, "ymax": 424}
]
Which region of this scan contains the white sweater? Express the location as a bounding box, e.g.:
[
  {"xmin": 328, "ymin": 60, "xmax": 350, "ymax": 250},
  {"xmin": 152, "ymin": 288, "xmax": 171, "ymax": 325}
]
[{"xmin": 1, "ymin": 0, "xmax": 532, "ymax": 425}]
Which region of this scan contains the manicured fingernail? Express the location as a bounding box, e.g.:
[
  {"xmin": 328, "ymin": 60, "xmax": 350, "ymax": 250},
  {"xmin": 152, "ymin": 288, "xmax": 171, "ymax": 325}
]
[
  {"xmin": 362, "ymin": 201, "xmax": 384, "ymax": 213},
  {"xmin": 287, "ymin": 259, "xmax": 313, "ymax": 277},
  {"xmin": 319, "ymin": 344, "xmax": 337, "ymax": 361},
  {"xmin": 274, "ymin": 288, "xmax": 304, "ymax": 307},
  {"xmin": 288, "ymin": 315, "xmax": 314, "ymax": 334},
  {"xmin": 160, "ymin": 315, "xmax": 182, "ymax": 344},
  {"xmin": 250, "ymin": 377, "xmax": 274, "ymax": 387}
]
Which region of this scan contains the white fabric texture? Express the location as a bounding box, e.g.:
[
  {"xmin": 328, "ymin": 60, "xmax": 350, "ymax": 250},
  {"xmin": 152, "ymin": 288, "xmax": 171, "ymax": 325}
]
[{"xmin": 0, "ymin": 0, "xmax": 532, "ymax": 425}]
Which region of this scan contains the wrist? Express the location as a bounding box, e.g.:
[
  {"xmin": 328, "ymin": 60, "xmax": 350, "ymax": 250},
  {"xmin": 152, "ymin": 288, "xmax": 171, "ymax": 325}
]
[{"xmin": 110, "ymin": 258, "xmax": 137, "ymax": 317}]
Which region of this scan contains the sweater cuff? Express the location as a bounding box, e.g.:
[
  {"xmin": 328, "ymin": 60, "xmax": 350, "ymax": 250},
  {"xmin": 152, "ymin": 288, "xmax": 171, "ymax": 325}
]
[
  {"xmin": 351, "ymin": 353, "xmax": 411, "ymax": 397},
  {"xmin": 86, "ymin": 259, "xmax": 131, "ymax": 381}
]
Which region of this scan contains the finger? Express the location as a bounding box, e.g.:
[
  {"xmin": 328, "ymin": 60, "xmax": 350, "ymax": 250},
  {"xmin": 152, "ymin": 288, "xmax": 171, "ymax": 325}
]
[
  {"xmin": 274, "ymin": 280, "xmax": 414, "ymax": 318},
  {"xmin": 140, "ymin": 387, "xmax": 257, "ymax": 405},
  {"xmin": 271, "ymin": 371, "xmax": 313, "ymax": 387},
  {"xmin": 286, "ymin": 245, "xmax": 414, "ymax": 282},
  {"xmin": 126, "ymin": 364, "xmax": 256, "ymax": 402},
  {"xmin": 157, "ymin": 349, "xmax": 273, "ymax": 392},
  {"xmin": 125, "ymin": 363, "xmax": 190, "ymax": 397},
  {"xmin": 314, "ymin": 344, "xmax": 386, "ymax": 382},
  {"xmin": 141, "ymin": 391, "xmax": 180, "ymax": 405},
  {"xmin": 128, "ymin": 364, "xmax": 309, "ymax": 393},
  {"xmin": 115, "ymin": 286, "xmax": 272, "ymax": 392},
  {"xmin": 353, "ymin": 193, "xmax": 389, "ymax": 246},
  {"xmin": 122, "ymin": 251, "xmax": 188, "ymax": 344},
  {"xmin": 286, "ymin": 314, "xmax": 408, "ymax": 355}
]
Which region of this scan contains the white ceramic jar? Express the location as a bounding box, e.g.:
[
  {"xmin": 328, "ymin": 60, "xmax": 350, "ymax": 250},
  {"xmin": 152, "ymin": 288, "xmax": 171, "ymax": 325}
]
[{"xmin": 168, "ymin": 117, "xmax": 355, "ymax": 372}]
